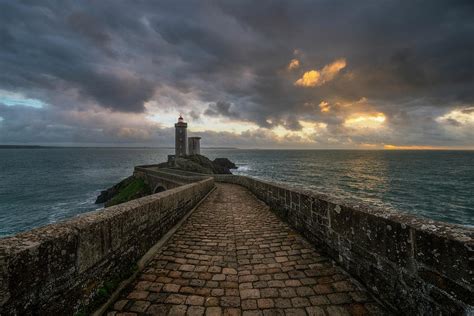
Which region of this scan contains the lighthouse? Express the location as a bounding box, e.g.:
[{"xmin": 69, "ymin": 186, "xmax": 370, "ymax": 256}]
[{"xmin": 175, "ymin": 115, "xmax": 187, "ymax": 157}]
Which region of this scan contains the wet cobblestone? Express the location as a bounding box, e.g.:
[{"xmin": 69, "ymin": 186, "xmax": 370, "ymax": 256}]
[{"xmin": 108, "ymin": 183, "xmax": 386, "ymax": 315}]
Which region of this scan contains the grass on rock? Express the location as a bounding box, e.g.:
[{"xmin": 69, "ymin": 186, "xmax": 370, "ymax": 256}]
[{"xmin": 106, "ymin": 178, "xmax": 151, "ymax": 207}]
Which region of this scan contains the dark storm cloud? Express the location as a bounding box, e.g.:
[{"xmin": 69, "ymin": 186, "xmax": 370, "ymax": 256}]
[
  {"xmin": 67, "ymin": 12, "xmax": 111, "ymax": 49},
  {"xmin": 0, "ymin": 0, "xmax": 473, "ymax": 146},
  {"xmin": 0, "ymin": 1, "xmax": 157, "ymax": 112},
  {"xmin": 204, "ymin": 101, "xmax": 240, "ymax": 118}
]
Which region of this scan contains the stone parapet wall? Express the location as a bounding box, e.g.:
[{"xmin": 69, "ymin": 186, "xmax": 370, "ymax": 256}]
[
  {"xmin": 133, "ymin": 168, "xmax": 184, "ymax": 192},
  {"xmin": 214, "ymin": 175, "xmax": 473, "ymax": 315},
  {"xmin": 0, "ymin": 178, "xmax": 214, "ymax": 315},
  {"xmin": 160, "ymin": 168, "xmax": 211, "ymax": 178},
  {"xmin": 134, "ymin": 166, "xmax": 209, "ymax": 184}
]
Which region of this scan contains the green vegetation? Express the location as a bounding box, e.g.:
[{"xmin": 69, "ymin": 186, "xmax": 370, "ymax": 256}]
[{"xmin": 106, "ymin": 177, "xmax": 151, "ymax": 207}]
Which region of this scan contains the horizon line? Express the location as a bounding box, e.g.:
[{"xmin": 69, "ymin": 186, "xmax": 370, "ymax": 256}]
[{"xmin": 1, "ymin": 144, "xmax": 473, "ymax": 151}]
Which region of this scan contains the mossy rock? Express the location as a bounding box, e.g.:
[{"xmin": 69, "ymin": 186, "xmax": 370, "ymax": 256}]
[
  {"xmin": 95, "ymin": 176, "xmax": 135, "ymax": 204},
  {"xmin": 105, "ymin": 177, "xmax": 152, "ymax": 207}
]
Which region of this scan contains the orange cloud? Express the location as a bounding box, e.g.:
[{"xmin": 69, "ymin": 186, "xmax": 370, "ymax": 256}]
[
  {"xmin": 359, "ymin": 143, "xmax": 379, "ymax": 148},
  {"xmin": 287, "ymin": 59, "xmax": 300, "ymax": 70},
  {"xmin": 320, "ymin": 59, "xmax": 347, "ymax": 81},
  {"xmin": 319, "ymin": 101, "xmax": 330, "ymax": 113},
  {"xmin": 295, "ymin": 58, "xmax": 346, "ymax": 87},
  {"xmin": 295, "ymin": 70, "xmax": 321, "ymax": 87}
]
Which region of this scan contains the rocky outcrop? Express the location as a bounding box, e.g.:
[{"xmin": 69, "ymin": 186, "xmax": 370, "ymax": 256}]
[
  {"xmin": 95, "ymin": 176, "xmax": 135, "ymax": 204},
  {"xmin": 95, "ymin": 176, "xmax": 152, "ymax": 206},
  {"xmin": 172, "ymin": 155, "xmax": 234, "ymax": 174},
  {"xmin": 213, "ymin": 158, "xmax": 238, "ymax": 170}
]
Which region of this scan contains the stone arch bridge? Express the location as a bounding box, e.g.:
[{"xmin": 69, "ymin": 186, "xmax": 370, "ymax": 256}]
[{"xmin": 134, "ymin": 165, "xmax": 209, "ymax": 194}]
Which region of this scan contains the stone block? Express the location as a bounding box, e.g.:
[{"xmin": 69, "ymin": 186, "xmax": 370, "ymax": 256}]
[
  {"xmin": 290, "ymin": 191, "xmax": 300, "ymax": 213},
  {"xmin": 329, "ymin": 204, "xmax": 412, "ymax": 268},
  {"xmin": 418, "ymin": 267, "xmax": 473, "ymax": 305},
  {"xmin": 414, "ymin": 229, "xmax": 473, "ymax": 285},
  {"xmin": 311, "ymin": 198, "xmax": 328, "ymax": 218}
]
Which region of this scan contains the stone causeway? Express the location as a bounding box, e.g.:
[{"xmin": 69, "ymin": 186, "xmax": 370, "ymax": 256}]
[
  {"xmin": 0, "ymin": 169, "xmax": 471, "ymax": 315},
  {"xmin": 108, "ymin": 183, "xmax": 385, "ymax": 316}
]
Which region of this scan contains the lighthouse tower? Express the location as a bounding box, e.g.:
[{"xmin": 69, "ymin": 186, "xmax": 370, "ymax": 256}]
[{"xmin": 175, "ymin": 115, "xmax": 188, "ymax": 157}]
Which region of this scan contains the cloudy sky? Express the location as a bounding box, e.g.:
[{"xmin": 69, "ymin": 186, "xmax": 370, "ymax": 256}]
[{"xmin": 1, "ymin": 0, "xmax": 473, "ymax": 148}]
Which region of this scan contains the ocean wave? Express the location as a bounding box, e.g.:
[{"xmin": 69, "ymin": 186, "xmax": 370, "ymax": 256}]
[{"xmin": 236, "ymin": 164, "xmax": 251, "ymax": 172}]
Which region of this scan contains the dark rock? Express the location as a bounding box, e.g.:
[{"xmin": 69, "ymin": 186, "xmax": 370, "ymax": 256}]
[
  {"xmin": 173, "ymin": 157, "xmax": 214, "ymax": 174},
  {"xmin": 213, "ymin": 158, "xmax": 238, "ymax": 170},
  {"xmin": 172, "ymin": 155, "xmax": 233, "ymax": 174}
]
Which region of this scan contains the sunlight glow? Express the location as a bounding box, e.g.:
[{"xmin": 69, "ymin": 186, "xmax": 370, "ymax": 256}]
[
  {"xmin": 359, "ymin": 143, "xmax": 379, "ymax": 148},
  {"xmin": 384, "ymin": 145, "xmax": 449, "ymax": 150},
  {"xmin": 344, "ymin": 112, "xmax": 386, "ymax": 129},
  {"xmin": 287, "ymin": 59, "xmax": 300, "ymax": 70},
  {"xmin": 436, "ymin": 107, "xmax": 474, "ymax": 126},
  {"xmin": 146, "ymin": 112, "xmax": 182, "ymax": 126},
  {"xmin": 295, "ymin": 70, "xmax": 321, "ymax": 87},
  {"xmin": 319, "ymin": 101, "xmax": 330, "ymax": 113},
  {"xmin": 320, "ymin": 59, "xmax": 347, "ymax": 81},
  {"xmin": 295, "ymin": 59, "xmax": 346, "ymax": 87}
]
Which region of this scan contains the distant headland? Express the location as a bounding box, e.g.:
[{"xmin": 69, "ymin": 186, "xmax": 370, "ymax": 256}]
[
  {"xmin": 0, "ymin": 145, "xmax": 50, "ymax": 149},
  {"xmin": 0, "ymin": 144, "xmax": 239, "ymax": 149}
]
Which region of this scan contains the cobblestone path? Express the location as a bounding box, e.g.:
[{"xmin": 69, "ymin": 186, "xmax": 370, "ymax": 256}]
[{"xmin": 109, "ymin": 183, "xmax": 386, "ymax": 316}]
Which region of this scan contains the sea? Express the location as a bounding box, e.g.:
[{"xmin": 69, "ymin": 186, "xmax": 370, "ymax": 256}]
[{"xmin": 0, "ymin": 148, "xmax": 473, "ymax": 237}]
